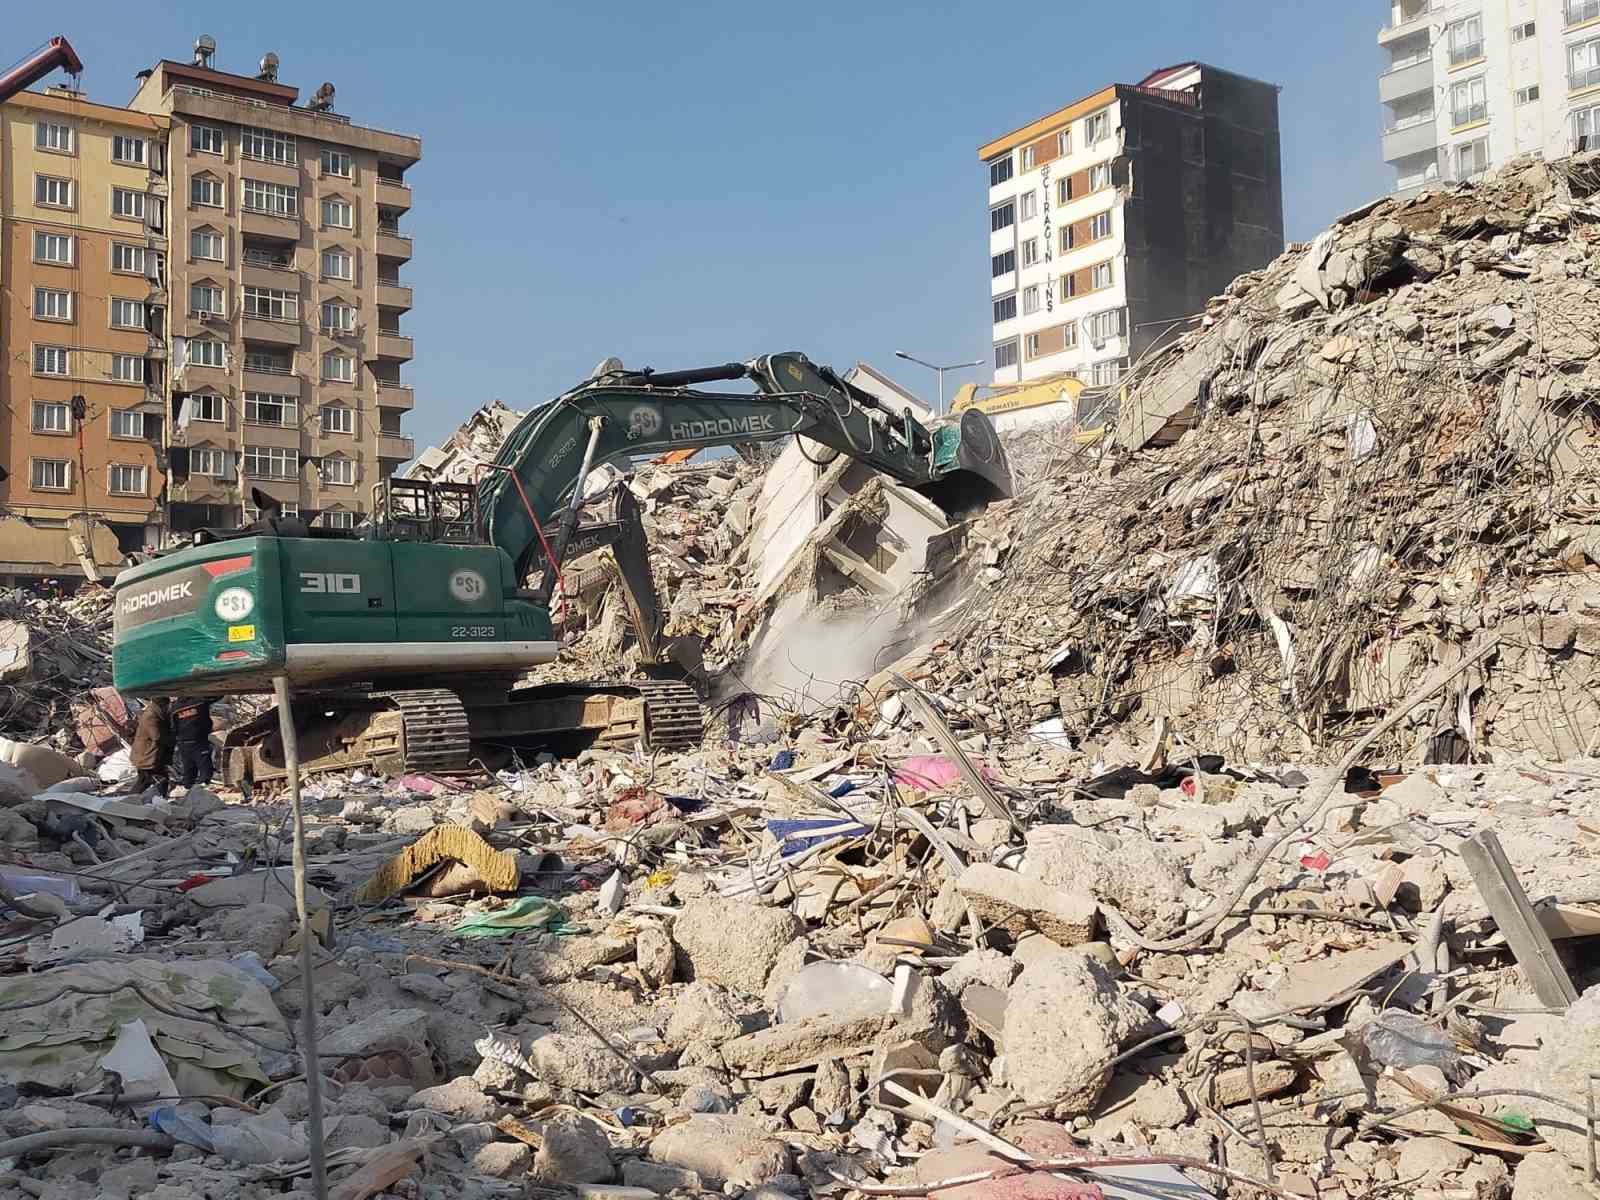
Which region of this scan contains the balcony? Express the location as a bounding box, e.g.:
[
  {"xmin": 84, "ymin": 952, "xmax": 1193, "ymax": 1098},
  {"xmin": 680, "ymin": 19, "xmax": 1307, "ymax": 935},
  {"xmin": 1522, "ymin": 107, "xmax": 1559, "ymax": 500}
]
[
  {"xmin": 376, "ymin": 329, "xmax": 413, "ymax": 361},
  {"xmin": 376, "ymin": 279, "xmax": 413, "ymax": 310},
  {"xmin": 1572, "ymin": 64, "xmax": 1600, "ymax": 93},
  {"xmin": 1379, "ymin": 58, "xmax": 1435, "ymax": 104},
  {"xmin": 241, "ymin": 421, "xmax": 301, "ymax": 451},
  {"xmin": 243, "ymin": 364, "xmax": 302, "ymax": 395},
  {"xmin": 376, "ymin": 176, "xmax": 411, "ymax": 211},
  {"xmin": 1570, "ymin": 0, "xmax": 1600, "ymax": 28},
  {"xmin": 378, "ymin": 432, "xmax": 415, "ymax": 459},
  {"xmin": 376, "ymin": 227, "xmax": 412, "ymax": 261},
  {"xmin": 1379, "ymin": 1, "xmax": 1432, "ymax": 45},
  {"xmin": 242, "ymin": 313, "xmax": 303, "ymax": 348},
  {"xmin": 377, "ymin": 383, "xmax": 414, "ymax": 410},
  {"xmin": 241, "ymin": 206, "xmax": 301, "ymax": 241},
  {"xmin": 1383, "ymin": 119, "xmax": 1440, "ymax": 162}
]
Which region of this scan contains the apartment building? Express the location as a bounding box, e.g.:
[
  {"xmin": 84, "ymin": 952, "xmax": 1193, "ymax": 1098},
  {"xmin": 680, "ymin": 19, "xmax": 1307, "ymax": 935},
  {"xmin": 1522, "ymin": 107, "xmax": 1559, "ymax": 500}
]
[
  {"xmin": 127, "ymin": 39, "xmax": 420, "ymax": 534},
  {"xmin": 0, "ymin": 87, "xmax": 170, "ymax": 580},
  {"xmin": 1380, "ymin": 0, "xmax": 1600, "ymax": 194},
  {"xmin": 979, "ymin": 64, "xmax": 1284, "ymax": 405}
]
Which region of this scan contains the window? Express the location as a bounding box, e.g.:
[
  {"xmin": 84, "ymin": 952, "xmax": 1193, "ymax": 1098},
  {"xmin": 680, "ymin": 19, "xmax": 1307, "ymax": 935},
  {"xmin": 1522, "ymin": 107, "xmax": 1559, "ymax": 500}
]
[
  {"xmin": 108, "ymin": 464, "xmax": 147, "ymax": 495},
  {"xmin": 1571, "ymin": 36, "xmax": 1600, "ymax": 91},
  {"xmin": 992, "ymin": 292, "xmax": 1017, "ymax": 324},
  {"xmin": 190, "ymin": 229, "xmax": 224, "ymax": 261},
  {"xmin": 1448, "ymin": 15, "xmax": 1484, "ymax": 65},
  {"xmin": 1021, "ymin": 237, "xmax": 1040, "ymax": 267},
  {"xmin": 1084, "ymin": 109, "xmax": 1111, "ymax": 144},
  {"xmin": 1060, "ymin": 226, "xmax": 1075, "ymax": 253},
  {"xmin": 244, "ymin": 393, "xmax": 297, "ymax": 426},
  {"xmin": 241, "ymin": 126, "xmax": 296, "ymax": 164},
  {"xmin": 111, "ymin": 354, "xmax": 144, "ymax": 383},
  {"xmin": 244, "ymin": 349, "xmax": 289, "ymax": 374},
  {"xmin": 243, "ymin": 286, "xmax": 299, "ymax": 322},
  {"xmin": 189, "ymin": 339, "xmax": 226, "ymax": 368},
  {"xmin": 242, "ymin": 446, "xmax": 299, "ymax": 479},
  {"xmin": 1516, "ymin": 85, "xmax": 1541, "ymax": 105},
  {"xmin": 34, "ymin": 231, "xmax": 73, "ymax": 264},
  {"xmin": 36, "ymin": 175, "xmax": 73, "ymax": 208},
  {"xmin": 242, "ymin": 179, "xmax": 298, "ymax": 216},
  {"xmin": 1057, "ymin": 178, "xmax": 1072, "ymax": 205},
  {"xmin": 1024, "ymin": 332, "xmax": 1041, "ymax": 358},
  {"xmin": 1454, "ymin": 137, "xmax": 1490, "ymax": 179},
  {"xmin": 190, "ymin": 284, "xmax": 224, "ymax": 317},
  {"xmin": 112, "ymin": 187, "xmax": 145, "ymax": 218},
  {"xmin": 1181, "ymin": 123, "xmax": 1205, "ymax": 164},
  {"xmin": 1576, "ymin": 102, "xmax": 1600, "ymax": 147},
  {"xmin": 32, "ymin": 459, "xmax": 70, "ymax": 490},
  {"xmin": 1018, "ymin": 191, "xmax": 1037, "ymax": 221},
  {"xmin": 1091, "ymin": 359, "xmax": 1124, "ymax": 387},
  {"xmin": 112, "ymin": 136, "xmax": 147, "ymax": 165},
  {"xmin": 321, "ymin": 301, "xmax": 356, "ymax": 332},
  {"xmin": 1085, "ymin": 308, "xmax": 1127, "ymax": 343},
  {"xmin": 321, "ymin": 405, "xmax": 355, "ymax": 435},
  {"xmin": 322, "ymin": 352, "xmax": 355, "ymax": 383},
  {"xmin": 1062, "ymin": 272, "xmax": 1077, "ymax": 298},
  {"xmin": 991, "ymin": 249, "xmax": 1015, "ymax": 278},
  {"xmin": 1062, "ymin": 322, "xmax": 1079, "ymax": 349},
  {"xmin": 34, "ymin": 345, "xmax": 69, "ymax": 376},
  {"xmin": 1573, "ymin": 0, "xmax": 1600, "ymax": 26},
  {"xmin": 35, "ymin": 121, "xmax": 73, "ymax": 153},
  {"xmin": 1512, "ymin": 21, "xmax": 1536, "ymax": 41},
  {"xmin": 110, "ymin": 410, "xmax": 145, "ymax": 439},
  {"xmin": 1089, "ymin": 162, "xmax": 1112, "ymax": 191},
  {"xmin": 990, "ymin": 200, "xmax": 1015, "ymax": 232},
  {"xmin": 1090, "ymin": 210, "xmax": 1113, "ymax": 240},
  {"xmin": 993, "ymin": 340, "xmax": 1019, "ymax": 371},
  {"xmin": 1021, "ymin": 145, "xmax": 1036, "ymax": 170},
  {"xmin": 988, "ymin": 154, "xmax": 1013, "ymax": 187},
  {"xmin": 110, "ymin": 243, "xmax": 146, "ymax": 274},
  {"xmin": 190, "ymin": 393, "xmax": 225, "ymax": 422},
  {"xmin": 1022, "ymin": 285, "xmax": 1041, "ymax": 316},
  {"xmin": 1056, "ymin": 129, "xmax": 1071, "ymax": 157},
  {"xmin": 1091, "ymin": 261, "xmax": 1115, "ymax": 289},
  {"xmin": 322, "ymin": 456, "xmax": 356, "ymax": 484},
  {"xmin": 110, "ymin": 298, "xmax": 145, "ymax": 329},
  {"xmin": 191, "ymin": 124, "xmax": 225, "ymax": 154},
  {"xmin": 33, "ymin": 287, "xmax": 72, "ymax": 321},
  {"xmin": 321, "ymin": 197, "xmax": 354, "ymax": 229},
  {"xmin": 321, "ymin": 248, "xmax": 353, "ymax": 280},
  {"xmin": 1450, "ymin": 76, "xmax": 1487, "ymax": 126},
  {"xmin": 192, "ymin": 448, "xmax": 228, "ymax": 476},
  {"xmin": 321, "ymin": 149, "xmax": 353, "ymax": 178},
  {"xmin": 190, "ymin": 174, "xmax": 223, "ymax": 207},
  {"xmin": 32, "ymin": 402, "xmax": 69, "ymax": 433},
  {"xmin": 322, "ymin": 510, "xmax": 356, "ymax": 530}
]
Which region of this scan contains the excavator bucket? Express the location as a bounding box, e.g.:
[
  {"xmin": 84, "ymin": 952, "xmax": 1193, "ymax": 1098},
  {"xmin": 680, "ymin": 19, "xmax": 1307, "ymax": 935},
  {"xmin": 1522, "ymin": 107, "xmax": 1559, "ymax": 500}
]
[{"xmin": 919, "ymin": 408, "xmax": 1014, "ymax": 518}]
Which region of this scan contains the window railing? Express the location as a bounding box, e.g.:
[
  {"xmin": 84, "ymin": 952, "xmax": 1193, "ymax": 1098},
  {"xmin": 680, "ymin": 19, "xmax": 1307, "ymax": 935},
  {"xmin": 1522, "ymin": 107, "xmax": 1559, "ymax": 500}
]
[
  {"xmin": 1451, "ymin": 103, "xmax": 1488, "ymax": 127},
  {"xmin": 243, "ymin": 250, "xmax": 293, "ymax": 270},
  {"xmin": 173, "ymin": 85, "xmax": 420, "ymax": 139},
  {"xmin": 1569, "ymin": 0, "xmax": 1600, "ymax": 27},
  {"xmin": 1386, "ymin": 109, "xmax": 1435, "ymax": 133},
  {"xmin": 1572, "ymin": 64, "xmax": 1600, "ymax": 91},
  {"xmin": 243, "ymin": 361, "xmax": 294, "ymax": 376},
  {"xmin": 1449, "ymin": 40, "xmax": 1484, "ymax": 65},
  {"xmin": 377, "ymin": 224, "xmax": 411, "ymax": 240},
  {"xmin": 1383, "ymin": 48, "xmax": 1433, "ymax": 73},
  {"xmin": 377, "ymin": 175, "xmax": 410, "ymax": 188}
]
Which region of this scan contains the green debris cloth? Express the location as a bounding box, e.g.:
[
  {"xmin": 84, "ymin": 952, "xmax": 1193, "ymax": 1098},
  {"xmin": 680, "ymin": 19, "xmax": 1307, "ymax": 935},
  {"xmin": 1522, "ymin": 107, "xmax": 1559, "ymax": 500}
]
[
  {"xmin": 452, "ymin": 895, "xmax": 573, "ymax": 938},
  {"xmin": 0, "ymin": 959, "xmax": 290, "ymax": 1099}
]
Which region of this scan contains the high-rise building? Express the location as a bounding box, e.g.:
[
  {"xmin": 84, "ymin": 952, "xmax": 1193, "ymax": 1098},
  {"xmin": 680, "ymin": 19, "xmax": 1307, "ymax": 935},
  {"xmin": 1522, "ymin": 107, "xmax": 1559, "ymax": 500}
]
[
  {"xmin": 128, "ymin": 38, "xmax": 420, "ymax": 535},
  {"xmin": 0, "ymin": 86, "xmax": 170, "ymax": 581},
  {"xmin": 979, "ymin": 64, "xmax": 1284, "ymax": 399},
  {"xmin": 1379, "ymin": 0, "xmax": 1600, "ymax": 195}
]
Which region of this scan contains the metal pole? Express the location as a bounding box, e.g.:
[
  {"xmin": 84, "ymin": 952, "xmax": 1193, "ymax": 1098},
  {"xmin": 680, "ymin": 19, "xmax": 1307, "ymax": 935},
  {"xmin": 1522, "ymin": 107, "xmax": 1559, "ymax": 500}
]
[
  {"xmin": 533, "ymin": 416, "xmax": 605, "ymax": 606},
  {"xmin": 936, "ymin": 368, "xmax": 944, "ymax": 417},
  {"xmin": 274, "ymin": 676, "xmax": 328, "ymax": 1200}
]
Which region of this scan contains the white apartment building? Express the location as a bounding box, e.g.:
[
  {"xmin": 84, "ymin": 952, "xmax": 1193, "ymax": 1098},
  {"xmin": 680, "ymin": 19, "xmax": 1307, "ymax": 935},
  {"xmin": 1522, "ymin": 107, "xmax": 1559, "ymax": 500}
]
[
  {"xmin": 1380, "ymin": 0, "xmax": 1600, "ymax": 193},
  {"xmin": 981, "ymin": 64, "xmax": 1283, "ymax": 392}
]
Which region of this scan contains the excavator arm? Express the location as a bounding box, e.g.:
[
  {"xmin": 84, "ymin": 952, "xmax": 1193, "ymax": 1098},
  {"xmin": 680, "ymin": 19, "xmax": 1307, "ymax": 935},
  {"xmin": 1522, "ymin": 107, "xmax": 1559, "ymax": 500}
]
[
  {"xmin": 477, "ymin": 351, "xmax": 1011, "ymax": 589},
  {"xmin": 0, "ymin": 38, "xmax": 83, "ymax": 105}
]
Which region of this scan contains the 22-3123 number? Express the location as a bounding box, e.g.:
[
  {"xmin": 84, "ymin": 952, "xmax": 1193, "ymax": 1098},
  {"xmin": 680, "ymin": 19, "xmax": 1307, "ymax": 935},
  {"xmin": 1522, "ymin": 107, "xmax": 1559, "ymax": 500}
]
[{"xmin": 450, "ymin": 625, "xmax": 497, "ymax": 639}]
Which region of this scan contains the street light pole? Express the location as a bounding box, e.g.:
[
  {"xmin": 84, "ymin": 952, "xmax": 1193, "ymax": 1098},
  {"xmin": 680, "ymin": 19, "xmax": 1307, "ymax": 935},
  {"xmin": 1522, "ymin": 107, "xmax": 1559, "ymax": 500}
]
[{"xmin": 894, "ymin": 351, "xmax": 986, "ymax": 417}]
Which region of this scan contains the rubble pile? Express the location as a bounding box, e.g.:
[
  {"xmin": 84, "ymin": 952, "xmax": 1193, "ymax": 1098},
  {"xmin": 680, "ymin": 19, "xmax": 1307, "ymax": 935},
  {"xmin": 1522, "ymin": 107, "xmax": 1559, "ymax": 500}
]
[
  {"xmin": 0, "ymin": 586, "xmax": 114, "ymax": 741},
  {"xmin": 937, "ymin": 152, "xmax": 1600, "ymax": 765},
  {"xmin": 3, "ymin": 157, "xmax": 1600, "ymax": 1200}
]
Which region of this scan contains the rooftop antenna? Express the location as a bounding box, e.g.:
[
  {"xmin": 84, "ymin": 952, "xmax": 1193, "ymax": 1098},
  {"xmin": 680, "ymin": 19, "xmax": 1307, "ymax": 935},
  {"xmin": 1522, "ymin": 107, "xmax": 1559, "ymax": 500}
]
[{"xmin": 193, "ymin": 34, "xmax": 216, "ymax": 69}]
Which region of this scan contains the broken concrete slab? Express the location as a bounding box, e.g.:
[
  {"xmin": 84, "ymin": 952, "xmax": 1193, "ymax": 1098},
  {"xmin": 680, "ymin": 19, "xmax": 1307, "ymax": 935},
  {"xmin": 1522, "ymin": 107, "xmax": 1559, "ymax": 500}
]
[{"xmin": 955, "ymin": 862, "xmax": 1098, "ymax": 945}]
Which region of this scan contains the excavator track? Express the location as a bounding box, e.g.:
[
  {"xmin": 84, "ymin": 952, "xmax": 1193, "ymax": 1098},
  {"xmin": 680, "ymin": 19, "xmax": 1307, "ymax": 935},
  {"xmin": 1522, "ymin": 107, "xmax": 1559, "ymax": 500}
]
[
  {"xmin": 380, "ymin": 689, "xmax": 473, "ymax": 774},
  {"xmin": 633, "ymin": 679, "xmax": 704, "ymax": 751}
]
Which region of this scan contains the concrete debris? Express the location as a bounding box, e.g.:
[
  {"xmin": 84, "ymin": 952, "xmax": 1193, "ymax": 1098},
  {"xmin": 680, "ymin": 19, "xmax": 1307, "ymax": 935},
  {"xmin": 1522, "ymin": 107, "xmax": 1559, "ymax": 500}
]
[{"xmin": 6, "ymin": 154, "xmax": 1600, "ymax": 1200}]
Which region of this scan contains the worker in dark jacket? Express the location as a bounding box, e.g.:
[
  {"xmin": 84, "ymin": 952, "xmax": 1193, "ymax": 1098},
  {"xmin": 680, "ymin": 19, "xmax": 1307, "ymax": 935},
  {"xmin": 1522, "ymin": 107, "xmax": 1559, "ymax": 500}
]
[
  {"xmin": 128, "ymin": 697, "xmax": 173, "ymax": 797},
  {"xmin": 171, "ymin": 697, "xmax": 215, "ymax": 788}
]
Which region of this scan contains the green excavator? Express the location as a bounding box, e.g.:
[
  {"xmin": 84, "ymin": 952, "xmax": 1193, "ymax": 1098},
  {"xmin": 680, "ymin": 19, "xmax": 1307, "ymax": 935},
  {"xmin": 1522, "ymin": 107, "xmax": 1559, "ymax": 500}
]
[{"xmin": 112, "ymin": 352, "xmax": 1013, "ymax": 782}]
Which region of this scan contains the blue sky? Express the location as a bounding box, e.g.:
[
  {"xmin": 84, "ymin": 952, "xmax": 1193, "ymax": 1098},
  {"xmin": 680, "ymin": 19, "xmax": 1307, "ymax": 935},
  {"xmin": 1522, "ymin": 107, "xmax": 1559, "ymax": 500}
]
[{"xmin": 8, "ymin": 3, "xmax": 1393, "ymax": 449}]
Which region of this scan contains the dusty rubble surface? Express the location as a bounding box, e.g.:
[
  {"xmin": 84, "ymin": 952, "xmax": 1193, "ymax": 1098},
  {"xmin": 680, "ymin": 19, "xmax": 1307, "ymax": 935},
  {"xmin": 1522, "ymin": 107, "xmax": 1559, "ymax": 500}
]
[{"xmin": 3, "ymin": 155, "xmax": 1600, "ymax": 1200}]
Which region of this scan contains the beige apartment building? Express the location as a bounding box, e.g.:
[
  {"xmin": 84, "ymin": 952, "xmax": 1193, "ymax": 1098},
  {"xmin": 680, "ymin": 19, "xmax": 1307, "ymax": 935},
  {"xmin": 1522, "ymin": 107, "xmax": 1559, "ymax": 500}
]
[
  {"xmin": 0, "ymin": 87, "xmax": 170, "ymax": 581},
  {"xmin": 128, "ymin": 39, "xmax": 420, "ymax": 534}
]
